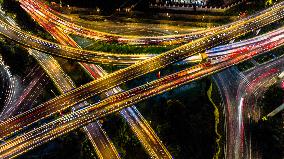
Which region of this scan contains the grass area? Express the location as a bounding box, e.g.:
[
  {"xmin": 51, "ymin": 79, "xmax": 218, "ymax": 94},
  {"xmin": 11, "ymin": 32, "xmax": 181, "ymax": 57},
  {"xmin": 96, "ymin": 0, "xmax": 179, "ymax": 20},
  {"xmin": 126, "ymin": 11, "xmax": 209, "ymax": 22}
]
[{"xmin": 71, "ymin": 34, "xmax": 178, "ymax": 54}]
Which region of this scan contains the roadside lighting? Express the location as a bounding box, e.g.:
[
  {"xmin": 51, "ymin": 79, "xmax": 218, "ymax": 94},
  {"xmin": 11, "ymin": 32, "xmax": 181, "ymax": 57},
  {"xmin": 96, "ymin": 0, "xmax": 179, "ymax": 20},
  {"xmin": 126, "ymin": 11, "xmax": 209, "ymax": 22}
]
[{"xmin": 96, "ymin": 7, "xmax": 100, "ymax": 13}]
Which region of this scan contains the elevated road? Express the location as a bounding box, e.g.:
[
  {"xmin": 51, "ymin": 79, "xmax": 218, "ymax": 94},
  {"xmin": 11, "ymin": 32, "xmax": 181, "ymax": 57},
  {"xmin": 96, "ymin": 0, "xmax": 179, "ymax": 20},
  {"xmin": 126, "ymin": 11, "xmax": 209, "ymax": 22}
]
[
  {"xmin": 19, "ymin": 0, "xmax": 218, "ymax": 45},
  {"xmin": 23, "ymin": 0, "xmax": 284, "ymax": 66},
  {"xmin": 19, "ymin": 0, "xmax": 284, "ymax": 45},
  {"xmin": 0, "ymin": 1, "xmax": 283, "ymax": 65},
  {"xmin": 0, "ymin": 19, "xmax": 151, "ymax": 65},
  {"xmin": 32, "ymin": 50, "xmax": 121, "ymax": 159},
  {"xmin": 33, "ymin": 11, "xmax": 171, "ymax": 158},
  {"xmin": 0, "ymin": 24, "xmax": 283, "ymax": 158},
  {"xmin": 213, "ymin": 55, "xmax": 284, "ymax": 159},
  {"xmin": 6, "ymin": 0, "xmax": 284, "ymax": 65},
  {"xmin": 0, "ymin": 67, "xmax": 47, "ymax": 120},
  {"xmin": 15, "ymin": 71, "xmax": 49, "ymax": 114},
  {"xmin": 0, "ymin": 4, "xmax": 283, "ymax": 141},
  {"xmin": 0, "ymin": 7, "xmax": 121, "ymax": 159},
  {"xmin": 0, "ymin": 55, "xmax": 13, "ymax": 108},
  {"xmin": 0, "ymin": 55, "xmax": 21, "ymax": 119}
]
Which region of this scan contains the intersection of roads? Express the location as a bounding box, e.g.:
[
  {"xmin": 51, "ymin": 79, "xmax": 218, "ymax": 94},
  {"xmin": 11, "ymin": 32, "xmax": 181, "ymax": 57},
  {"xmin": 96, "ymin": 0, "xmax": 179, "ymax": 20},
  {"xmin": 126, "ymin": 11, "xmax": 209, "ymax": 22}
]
[{"xmin": 0, "ymin": 0, "xmax": 283, "ymax": 158}]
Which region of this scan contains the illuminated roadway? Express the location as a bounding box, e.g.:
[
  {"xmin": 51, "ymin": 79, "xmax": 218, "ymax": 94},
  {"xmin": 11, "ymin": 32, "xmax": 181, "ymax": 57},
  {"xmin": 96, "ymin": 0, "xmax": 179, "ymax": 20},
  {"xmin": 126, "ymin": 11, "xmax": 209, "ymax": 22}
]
[
  {"xmin": 31, "ymin": 11, "xmax": 171, "ymax": 158},
  {"xmin": 0, "ymin": 22, "xmax": 283, "ymax": 158},
  {"xmin": 0, "ymin": 67, "xmax": 47, "ymax": 120},
  {"xmin": 32, "ymin": 50, "xmax": 121, "ymax": 159},
  {"xmin": 238, "ymin": 56, "xmax": 284, "ymax": 159},
  {"xmin": 6, "ymin": 4, "xmax": 170, "ymax": 157},
  {"xmin": 14, "ymin": 69, "xmax": 49, "ymax": 115},
  {"xmin": 0, "ymin": 1, "xmax": 282, "ymax": 65},
  {"xmin": 19, "ymin": 0, "xmax": 284, "ymax": 45},
  {"xmin": 36, "ymin": 10, "xmax": 172, "ymax": 158},
  {"xmin": 0, "ymin": 20, "xmax": 151, "ymax": 65},
  {"xmin": 2, "ymin": 0, "xmax": 284, "ymax": 66},
  {"xmin": 19, "ymin": 0, "xmax": 220, "ymax": 45},
  {"xmin": 0, "ymin": 8, "xmax": 122, "ymax": 158},
  {"xmin": 26, "ymin": 24, "xmax": 120, "ymax": 159},
  {"xmin": 264, "ymin": 103, "xmax": 284, "ymax": 119},
  {"xmin": 213, "ymin": 55, "xmax": 284, "ymax": 159},
  {"xmin": 0, "ymin": 4, "xmax": 283, "ymax": 143},
  {"xmin": 0, "ymin": 54, "xmax": 14, "ymax": 109},
  {"xmin": 0, "ymin": 54, "xmax": 21, "ymax": 119},
  {"xmin": 0, "ymin": 1, "xmax": 280, "ymax": 158},
  {"xmin": 27, "ymin": 0, "xmax": 207, "ymax": 36},
  {"xmin": 21, "ymin": 0, "xmax": 284, "ymax": 66},
  {"xmin": 22, "ymin": 0, "xmax": 284, "ymax": 66}
]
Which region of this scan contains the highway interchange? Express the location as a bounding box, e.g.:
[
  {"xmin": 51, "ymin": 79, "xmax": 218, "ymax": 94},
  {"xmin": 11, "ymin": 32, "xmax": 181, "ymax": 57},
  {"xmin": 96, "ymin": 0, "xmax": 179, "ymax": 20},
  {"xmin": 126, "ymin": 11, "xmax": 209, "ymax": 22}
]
[
  {"xmin": 0, "ymin": 0, "xmax": 283, "ymax": 158},
  {"xmin": 26, "ymin": 7, "xmax": 171, "ymax": 158}
]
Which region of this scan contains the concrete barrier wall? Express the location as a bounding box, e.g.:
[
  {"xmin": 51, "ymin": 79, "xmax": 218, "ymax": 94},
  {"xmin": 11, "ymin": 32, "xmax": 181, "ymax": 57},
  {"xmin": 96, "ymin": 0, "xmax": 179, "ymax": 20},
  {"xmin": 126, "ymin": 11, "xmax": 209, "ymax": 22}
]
[{"xmin": 150, "ymin": 0, "xmax": 243, "ymax": 12}]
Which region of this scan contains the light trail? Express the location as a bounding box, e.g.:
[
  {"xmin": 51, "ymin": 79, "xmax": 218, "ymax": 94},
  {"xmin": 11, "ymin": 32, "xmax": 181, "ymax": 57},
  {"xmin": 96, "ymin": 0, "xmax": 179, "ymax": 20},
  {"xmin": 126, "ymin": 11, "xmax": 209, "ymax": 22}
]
[
  {"xmin": 19, "ymin": 0, "xmax": 284, "ymax": 45},
  {"xmin": 215, "ymin": 54, "xmax": 284, "ymax": 159},
  {"xmin": 31, "ymin": 10, "xmax": 172, "ymax": 158},
  {"xmin": 0, "ymin": 26, "xmax": 283, "ymax": 158},
  {"xmin": 19, "ymin": 0, "xmax": 218, "ymax": 45},
  {"xmin": 32, "ymin": 10, "xmax": 170, "ymax": 158},
  {"xmin": 0, "ymin": 16, "xmax": 151, "ymax": 65},
  {"xmin": 31, "ymin": 50, "xmax": 121, "ymax": 159},
  {"xmin": 241, "ymin": 66, "xmax": 283, "ymax": 158},
  {"xmin": 0, "ymin": 54, "xmax": 21, "ymax": 119},
  {"xmin": 0, "ymin": 0, "xmax": 282, "ymax": 66},
  {"xmin": 0, "ymin": 7, "xmax": 122, "ymax": 158},
  {"xmin": 0, "ymin": 4, "xmax": 282, "ymax": 141},
  {"xmin": 14, "ymin": 0, "xmax": 284, "ymax": 66},
  {"xmin": 0, "ymin": 69, "xmax": 47, "ymax": 120}
]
